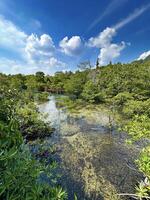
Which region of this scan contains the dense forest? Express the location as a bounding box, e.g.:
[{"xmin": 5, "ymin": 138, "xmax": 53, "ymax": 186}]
[{"xmin": 0, "ymin": 58, "xmax": 150, "ymax": 199}]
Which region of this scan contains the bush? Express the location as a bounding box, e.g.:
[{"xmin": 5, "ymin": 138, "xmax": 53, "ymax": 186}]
[
  {"xmin": 82, "ymin": 81, "xmax": 105, "ymax": 103},
  {"xmin": 124, "ymin": 115, "xmax": 150, "ymax": 141},
  {"xmin": 123, "ymin": 99, "xmax": 150, "ymax": 118},
  {"xmin": 16, "ymin": 102, "xmax": 53, "ymax": 140},
  {"xmin": 35, "ymin": 92, "xmax": 49, "ymax": 103},
  {"xmin": 113, "ymin": 92, "xmax": 133, "ymax": 109},
  {"xmin": 137, "ymin": 147, "xmax": 150, "ymax": 179},
  {"xmin": 124, "ymin": 115, "xmax": 150, "ymax": 198},
  {"xmin": 0, "ymin": 120, "xmax": 67, "ymax": 200}
]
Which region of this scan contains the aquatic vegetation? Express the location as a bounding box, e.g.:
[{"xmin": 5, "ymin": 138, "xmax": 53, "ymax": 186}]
[{"xmin": 39, "ymin": 97, "xmax": 141, "ymax": 199}]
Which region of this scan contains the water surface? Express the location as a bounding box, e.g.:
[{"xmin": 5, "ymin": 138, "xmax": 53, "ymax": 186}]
[{"xmin": 38, "ymin": 95, "xmax": 141, "ymax": 200}]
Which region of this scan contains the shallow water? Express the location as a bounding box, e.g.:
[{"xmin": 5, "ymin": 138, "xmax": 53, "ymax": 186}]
[{"xmin": 38, "ymin": 95, "xmax": 141, "ymax": 200}]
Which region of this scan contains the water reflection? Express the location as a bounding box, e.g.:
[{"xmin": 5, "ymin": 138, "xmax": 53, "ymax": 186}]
[{"xmin": 38, "ymin": 95, "xmax": 141, "ymax": 200}]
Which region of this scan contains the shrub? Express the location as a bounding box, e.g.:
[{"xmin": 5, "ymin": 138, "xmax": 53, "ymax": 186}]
[
  {"xmin": 82, "ymin": 81, "xmax": 105, "ymax": 103},
  {"xmin": 123, "ymin": 99, "xmax": 150, "ymax": 118},
  {"xmin": 113, "ymin": 92, "xmax": 133, "ymax": 109},
  {"xmin": 0, "ymin": 120, "xmax": 67, "ymax": 200}
]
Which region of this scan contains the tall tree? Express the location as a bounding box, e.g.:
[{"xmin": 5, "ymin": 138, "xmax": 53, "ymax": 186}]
[{"xmin": 96, "ymin": 58, "xmax": 100, "ymax": 69}]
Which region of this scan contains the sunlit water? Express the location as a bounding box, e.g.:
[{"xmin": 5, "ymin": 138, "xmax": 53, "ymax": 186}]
[{"xmin": 38, "ymin": 95, "xmax": 141, "ymax": 200}]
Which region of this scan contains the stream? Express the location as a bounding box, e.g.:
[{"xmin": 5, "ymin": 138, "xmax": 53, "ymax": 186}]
[{"xmin": 37, "ymin": 95, "xmax": 141, "ymax": 200}]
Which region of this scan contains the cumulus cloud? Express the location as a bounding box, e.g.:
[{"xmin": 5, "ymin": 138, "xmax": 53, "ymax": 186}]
[
  {"xmin": 99, "ymin": 42, "xmax": 125, "ymax": 65},
  {"xmin": 24, "ymin": 34, "xmax": 66, "ymax": 70},
  {"xmin": 88, "ymin": 27, "xmax": 116, "ymax": 48},
  {"xmin": 49, "ymin": 57, "xmax": 66, "ymax": 67},
  {"xmin": 25, "ymin": 34, "xmax": 55, "ymax": 62},
  {"xmin": 35, "ymin": 57, "xmax": 66, "ymax": 68},
  {"xmin": 87, "ymin": 4, "xmax": 150, "ymax": 65},
  {"xmin": 137, "ymin": 50, "xmax": 150, "ymax": 60},
  {"xmin": 88, "ymin": 27, "xmax": 126, "ymax": 65},
  {"xmin": 59, "ymin": 36, "xmax": 83, "ymax": 56},
  {"xmin": 0, "ymin": 15, "xmax": 66, "ymax": 74}
]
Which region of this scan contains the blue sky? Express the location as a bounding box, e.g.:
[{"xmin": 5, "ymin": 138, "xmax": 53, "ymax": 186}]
[{"xmin": 0, "ymin": 0, "xmax": 150, "ymax": 74}]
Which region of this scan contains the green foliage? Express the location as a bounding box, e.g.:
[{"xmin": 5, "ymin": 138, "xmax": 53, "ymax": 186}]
[
  {"xmin": 35, "ymin": 92, "xmax": 49, "ymax": 102},
  {"xmin": 16, "ymin": 102, "xmax": 53, "ymax": 140},
  {"xmin": 25, "ymin": 75, "xmax": 39, "ymax": 91},
  {"xmin": 64, "ymin": 71, "xmax": 87, "ymax": 98},
  {"xmin": 124, "ymin": 115, "xmax": 150, "ymax": 197},
  {"xmin": 124, "ymin": 115, "xmax": 150, "ymax": 141},
  {"xmin": 0, "ymin": 120, "xmax": 67, "ymax": 200},
  {"xmin": 0, "ymin": 59, "xmax": 150, "ymax": 199},
  {"xmin": 0, "ymin": 88, "xmax": 21, "ymax": 122},
  {"xmin": 136, "ymin": 177, "xmax": 150, "ymax": 199},
  {"xmin": 0, "ymin": 73, "xmax": 67, "ymax": 199},
  {"xmin": 113, "ymin": 92, "xmax": 133, "ymax": 109},
  {"xmin": 137, "ymin": 147, "xmax": 150, "ymax": 179},
  {"xmin": 74, "ymin": 193, "xmax": 78, "ymax": 200},
  {"xmin": 122, "ymin": 99, "xmax": 150, "ymax": 118},
  {"xmin": 56, "ymin": 96, "xmax": 85, "ymax": 110},
  {"xmin": 82, "ymin": 81, "xmax": 104, "ymax": 103},
  {"xmin": 35, "ymin": 71, "xmax": 45, "ymax": 82},
  {"xmin": 10, "ymin": 74, "xmax": 26, "ymax": 91}
]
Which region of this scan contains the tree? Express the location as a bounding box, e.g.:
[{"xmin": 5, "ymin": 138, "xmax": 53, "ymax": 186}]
[
  {"xmin": 25, "ymin": 75, "xmax": 38, "ymax": 91},
  {"xmin": 35, "ymin": 71, "xmax": 45, "ymax": 82},
  {"xmin": 82, "ymin": 81, "xmax": 104, "ymax": 103},
  {"xmin": 64, "ymin": 71, "xmax": 87, "ymax": 98},
  {"xmin": 77, "ymin": 61, "xmax": 92, "ymax": 71},
  {"xmin": 96, "ymin": 58, "xmax": 100, "ymax": 69},
  {"xmin": 10, "ymin": 74, "xmax": 26, "ymax": 91}
]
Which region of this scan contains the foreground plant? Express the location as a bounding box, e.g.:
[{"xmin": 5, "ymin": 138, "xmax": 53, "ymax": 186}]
[
  {"xmin": 0, "ymin": 119, "xmax": 67, "ymax": 200},
  {"xmin": 121, "ymin": 115, "xmax": 150, "ymax": 199}
]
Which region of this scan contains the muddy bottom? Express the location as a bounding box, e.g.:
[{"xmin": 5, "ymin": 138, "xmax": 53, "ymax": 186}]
[{"xmin": 37, "ymin": 95, "xmax": 142, "ymax": 200}]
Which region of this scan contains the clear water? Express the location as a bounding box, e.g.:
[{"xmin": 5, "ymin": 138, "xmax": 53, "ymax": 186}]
[{"xmin": 38, "ymin": 95, "xmax": 141, "ymax": 200}]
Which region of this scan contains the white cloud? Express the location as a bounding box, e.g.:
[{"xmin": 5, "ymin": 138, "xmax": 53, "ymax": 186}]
[
  {"xmin": 35, "ymin": 57, "xmax": 66, "ymax": 69},
  {"xmin": 49, "ymin": 57, "xmax": 66, "ymax": 68},
  {"xmin": 87, "ymin": 4, "xmax": 150, "ymax": 65},
  {"xmin": 0, "ymin": 57, "xmax": 66, "ymax": 75},
  {"xmin": 88, "ymin": 27, "xmax": 126, "ymax": 65},
  {"xmin": 24, "ymin": 34, "xmax": 66, "ymax": 70},
  {"xmin": 0, "ymin": 15, "xmax": 66, "ymax": 74},
  {"xmin": 0, "ymin": 15, "xmax": 27, "ymax": 52},
  {"xmin": 88, "ymin": 3, "xmax": 150, "ymax": 32},
  {"xmin": 59, "ymin": 36, "xmax": 83, "ymax": 56},
  {"xmin": 99, "ymin": 42, "xmax": 125, "ymax": 65},
  {"xmin": 137, "ymin": 50, "xmax": 150, "ymax": 60},
  {"xmin": 88, "ymin": 27, "xmax": 116, "ymax": 48},
  {"xmin": 25, "ymin": 34, "xmax": 55, "ymax": 62},
  {"xmin": 0, "ymin": 58, "xmax": 26, "ymax": 74},
  {"xmin": 88, "ymin": 0, "xmax": 128, "ymax": 31},
  {"xmin": 113, "ymin": 3, "xmax": 150, "ymax": 30}
]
